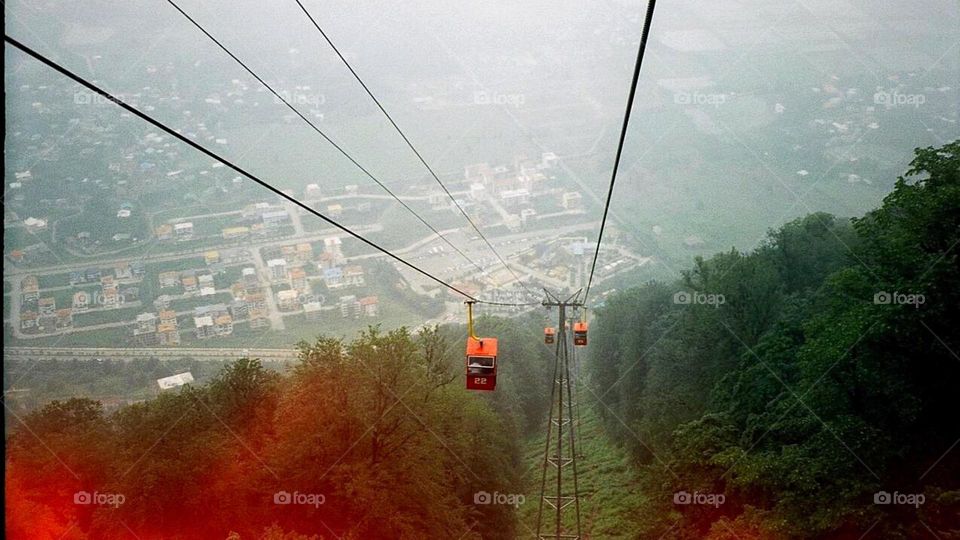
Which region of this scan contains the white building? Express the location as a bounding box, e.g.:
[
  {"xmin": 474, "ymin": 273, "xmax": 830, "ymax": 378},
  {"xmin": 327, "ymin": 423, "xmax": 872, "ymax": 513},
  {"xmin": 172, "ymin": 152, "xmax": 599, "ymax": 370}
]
[
  {"xmin": 174, "ymin": 222, "xmax": 194, "ymax": 240},
  {"xmin": 277, "ymin": 289, "xmax": 300, "ymax": 311},
  {"xmin": 194, "ymin": 315, "xmax": 214, "ymax": 339},
  {"xmin": 323, "ymin": 236, "xmax": 343, "ymax": 258},
  {"xmin": 267, "ymin": 258, "xmax": 288, "ymax": 280},
  {"xmin": 562, "ymin": 191, "xmax": 582, "ymax": 210},
  {"xmin": 469, "ymin": 183, "xmax": 486, "ymax": 201},
  {"xmin": 540, "ymin": 152, "xmax": 558, "ymax": 168},
  {"xmin": 24, "ymin": 217, "xmax": 47, "ymax": 232},
  {"xmin": 303, "ymin": 301, "xmax": 323, "ymax": 321},
  {"xmin": 500, "ymin": 188, "xmax": 529, "ymax": 207}
]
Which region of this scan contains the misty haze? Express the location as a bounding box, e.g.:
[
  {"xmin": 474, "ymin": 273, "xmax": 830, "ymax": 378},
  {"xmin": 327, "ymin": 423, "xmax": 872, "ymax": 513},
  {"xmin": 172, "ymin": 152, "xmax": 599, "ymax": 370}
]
[{"xmin": 4, "ymin": 1, "xmax": 959, "ymax": 538}]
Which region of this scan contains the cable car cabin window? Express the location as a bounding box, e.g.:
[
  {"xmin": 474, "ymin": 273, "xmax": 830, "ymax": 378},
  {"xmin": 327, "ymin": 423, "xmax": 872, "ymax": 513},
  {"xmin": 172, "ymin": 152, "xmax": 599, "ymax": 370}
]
[
  {"xmin": 544, "ymin": 327, "xmax": 556, "ymax": 344},
  {"xmin": 467, "ymin": 355, "xmax": 495, "ymax": 370}
]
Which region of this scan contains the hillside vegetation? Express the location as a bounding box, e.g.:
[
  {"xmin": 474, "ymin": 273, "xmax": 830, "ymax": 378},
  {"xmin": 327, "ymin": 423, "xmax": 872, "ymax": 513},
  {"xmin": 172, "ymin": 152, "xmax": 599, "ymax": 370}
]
[
  {"xmin": 587, "ymin": 141, "xmax": 960, "ymax": 539},
  {"xmin": 5, "ymin": 320, "xmax": 556, "ymax": 540}
]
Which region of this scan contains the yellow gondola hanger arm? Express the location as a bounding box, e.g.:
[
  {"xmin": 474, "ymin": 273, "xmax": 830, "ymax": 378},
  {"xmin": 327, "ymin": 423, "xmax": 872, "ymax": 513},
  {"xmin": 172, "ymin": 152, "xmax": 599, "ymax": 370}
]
[{"xmin": 466, "ymin": 301, "xmax": 478, "ymax": 340}]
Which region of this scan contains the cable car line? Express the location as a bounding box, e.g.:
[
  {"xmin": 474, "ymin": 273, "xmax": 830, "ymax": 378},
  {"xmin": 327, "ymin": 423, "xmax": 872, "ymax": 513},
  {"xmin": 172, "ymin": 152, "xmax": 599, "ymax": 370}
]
[
  {"xmin": 583, "ymin": 0, "xmax": 658, "ymax": 305},
  {"xmin": 1, "ymin": 34, "xmax": 517, "ymax": 305},
  {"xmin": 473, "ymin": 300, "xmax": 543, "ymax": 307},
  {"xmin": 163, "ymin": 0, "xmax": 491, "ymax": 281},
  {"xmin": 292, "ymin": 0, "xmax": 538, "ymax": 298}
]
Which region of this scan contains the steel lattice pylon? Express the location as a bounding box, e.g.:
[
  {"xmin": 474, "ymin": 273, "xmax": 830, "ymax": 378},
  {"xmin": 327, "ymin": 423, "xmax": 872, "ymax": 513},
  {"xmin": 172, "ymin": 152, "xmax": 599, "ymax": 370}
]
[{"xmin": 536, "ymin": 289, "xmax": 583, "ymax": 540}]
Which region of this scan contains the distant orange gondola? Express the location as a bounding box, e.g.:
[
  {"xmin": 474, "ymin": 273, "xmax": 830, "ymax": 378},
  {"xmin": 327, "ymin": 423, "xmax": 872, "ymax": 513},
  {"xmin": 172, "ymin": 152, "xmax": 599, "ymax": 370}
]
[
  {"xmin": 573, "ymin": 321, "xmax": 588, "ymax": 346},
  {"xmin": 544, "ymin": 327, "xmax": 556, "ymax": 344}
]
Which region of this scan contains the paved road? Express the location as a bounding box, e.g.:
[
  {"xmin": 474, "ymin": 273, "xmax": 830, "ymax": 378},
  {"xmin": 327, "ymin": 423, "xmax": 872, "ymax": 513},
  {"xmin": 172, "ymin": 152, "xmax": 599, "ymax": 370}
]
[
  {"xmin": 249, "ymin": 247, "xmax": 286, "ymax": 331},
  {"xmin": 316, "ymin": 191, "xmax": 468, "ymax": 202},
  {"xmin": 8, "ymin": 276, "xmax": 22, "ymax": 337},
  {"xmin": 282, "ymin": 199, "xmax": 306, "ymax": 236},
  {"xmin": 3, "ymin": 346, "xmax": 298, "ymax": 362}
]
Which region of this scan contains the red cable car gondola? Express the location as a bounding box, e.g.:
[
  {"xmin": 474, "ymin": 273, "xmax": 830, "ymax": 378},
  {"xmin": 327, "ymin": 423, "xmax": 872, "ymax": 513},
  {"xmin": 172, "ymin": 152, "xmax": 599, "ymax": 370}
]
[
  {"xmin": 573, "ymin": 321, "xmax": 588, "ymax": 346},
  {"xmin": 465, "ymin": 302, "xmax": 498, "ymax": 391},
  {"xmin": 466, "ymin": 336, "xmax": 497, "ymax": 391},
  {"xmin": 544, "ymin": 327, "xmax": 556, "ymax": 344}
]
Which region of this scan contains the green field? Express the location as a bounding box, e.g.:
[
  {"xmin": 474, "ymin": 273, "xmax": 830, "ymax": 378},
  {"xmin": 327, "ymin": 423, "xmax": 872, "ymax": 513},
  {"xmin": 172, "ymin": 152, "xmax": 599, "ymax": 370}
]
[
  {"xmin": 169, "ymin": 293, "xmax": 234, "ymax": 313},
  {"xmin": 37, "ymin": 272, "xmax": 74, "ymax": 289},
  {"xmin": 45, "ymin": 284, "xmax": 99, "ymax": 308},
  {"xmin": 73, "ymin": 307, "xmax": 141, "ymax": 327},
  {"xmin": 4, "ymin": 323, "xmax": 134, "ymax": 348},
  {"xmin": 215, "ymin": 265, "xmax": 246, "ymax": 288}
]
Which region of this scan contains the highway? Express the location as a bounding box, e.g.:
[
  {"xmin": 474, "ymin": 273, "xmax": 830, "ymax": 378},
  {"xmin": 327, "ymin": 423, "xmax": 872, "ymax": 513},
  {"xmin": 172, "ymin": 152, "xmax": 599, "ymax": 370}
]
[{"xmin": 3, "ymin": 346, "xmax": 299, "ymax": 362}]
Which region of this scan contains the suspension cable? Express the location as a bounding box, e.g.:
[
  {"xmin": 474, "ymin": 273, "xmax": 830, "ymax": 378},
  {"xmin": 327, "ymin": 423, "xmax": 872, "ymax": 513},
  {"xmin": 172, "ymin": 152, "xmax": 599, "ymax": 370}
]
[
  {"xmin": 164, "ymin": 0, "xmax": 490, "ymax": 279},
  {"xmin": 292, "ymin": 0, "xmax": 538, "ymax": 297},
  {"xmin": 3, "ymin": 34, "xmax": 526, "ymax": 305},
  {"xmin": 583, "ymin": 0, "xmax": 658, "ymax": 305}
]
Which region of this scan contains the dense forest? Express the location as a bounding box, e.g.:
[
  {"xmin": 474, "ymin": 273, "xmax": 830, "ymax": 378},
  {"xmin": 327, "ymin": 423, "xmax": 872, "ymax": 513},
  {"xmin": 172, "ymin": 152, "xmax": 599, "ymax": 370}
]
[
  {"xmin": 5, "ymin": 141, "xmax": 958, "ymax": 539},
  {"xmin": 588, "ymin": 141, "xmax": 960, "ymax": 538},
  {"xmin": 5, "ymin": 319, "xmax": 556, "ymax": 540}
]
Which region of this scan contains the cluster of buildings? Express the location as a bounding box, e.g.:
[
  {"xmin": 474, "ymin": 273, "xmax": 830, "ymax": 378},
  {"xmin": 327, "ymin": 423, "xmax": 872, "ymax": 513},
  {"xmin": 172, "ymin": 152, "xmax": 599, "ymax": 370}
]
[
  {"xmin": 18, "ymin": 276, "xmax": 74, "ymax": 335},
  {"xmin": 135, "ymin": 301, "xmax": 252, "ymax": 345},
  {"xmin": 261, "ymin": 242, "xmax": 318, "ymax": 315},
  {"xmin": 153, "ymin": 203, "xmax": 293, "ymax": 245},
  {"xmin": 158, "ymin": 267, "xmax": 218, "ymax": 298},
  {"xmin": 133, "ymin": 309, "xmax": 180, "ymax": 345},
  {"xmin": 460, "ymin": 153, "xmax": 582, "ymax": 232},
  {"xmin": 68, "ymin": 261, "xmax": 145, "ymax": 286},
  {"xmin": 16, "ymin": 260, "xmax": 149, "ymax": 336},
  {"xmin": 338, "ymin": 295, "xmax": 379, "ymax": 319},
  {"xmin": 192, "ymin": 303, "xmax": 235, "ymax": 339},
  {"xmin": 219, "ymin": 236, "xmax": 382, "ymax": 325},
  {"xmin": 154, "ymin": 222, "xmax": 195, "ymax": 242},
  {"xmin": 465, "ymin": 158, "xmax": 544, "ymax": 201},
  {"xmin": 313, "ymin": 237, "xmax": 366, "ymax": 290},
  {"xmin": 73, "ymin": 263, "xmax": 144, "ymax": 311}
]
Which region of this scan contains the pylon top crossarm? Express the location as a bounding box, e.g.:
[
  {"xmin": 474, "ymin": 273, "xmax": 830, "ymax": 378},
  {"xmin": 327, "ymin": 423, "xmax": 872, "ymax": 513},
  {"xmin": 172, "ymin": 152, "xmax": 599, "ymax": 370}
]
[{"xmin": 541, "ymin": 288, "xmax": 584, "ymax": 308}]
